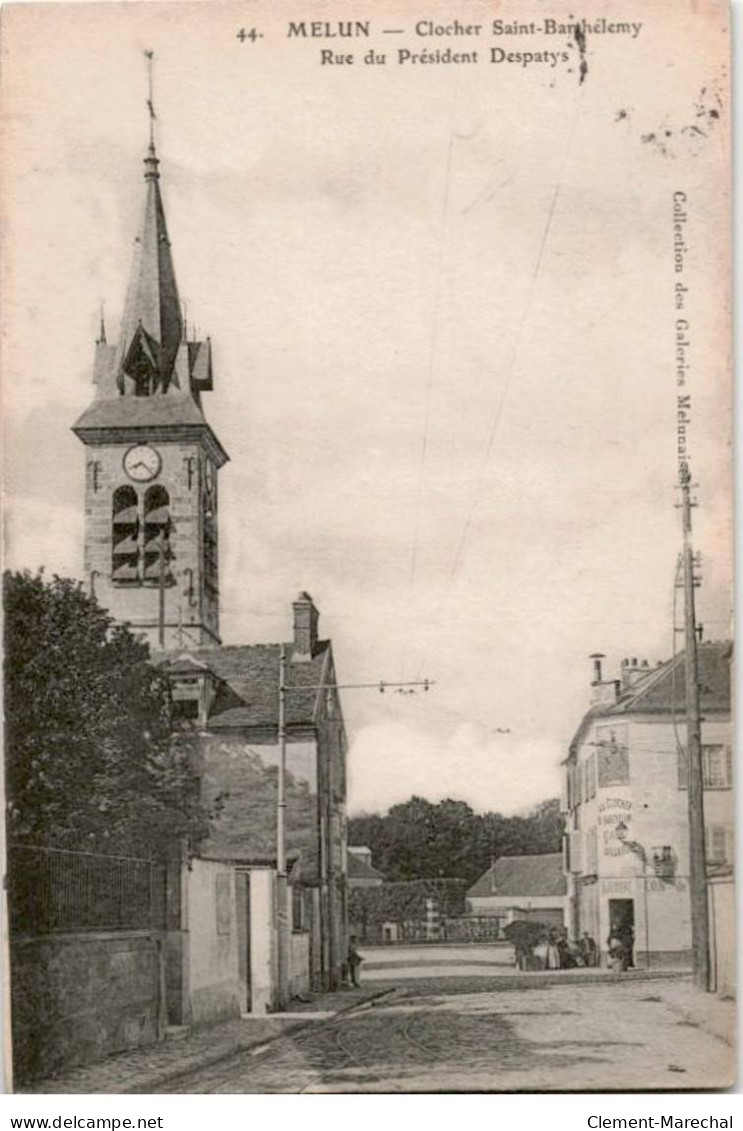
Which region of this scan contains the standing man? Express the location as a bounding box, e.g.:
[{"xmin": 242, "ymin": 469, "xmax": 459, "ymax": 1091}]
[
  {"xmin": 347, "ymin": 935, "xmax": 363, "ymax": 987},
  {"xmin": 618, "ymin": 922, "xmax": 635, "ymax": 969}
]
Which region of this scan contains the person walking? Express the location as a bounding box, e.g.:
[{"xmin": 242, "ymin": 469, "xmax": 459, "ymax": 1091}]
[{"xmin": 347, "ymin": 935, "xmax": 363, "ymax": 987}]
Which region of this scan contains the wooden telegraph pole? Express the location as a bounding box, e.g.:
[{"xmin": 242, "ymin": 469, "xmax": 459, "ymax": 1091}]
[
  {"xmin": 275, "ymin": 665, "xmax": 434, "ymax": 1009},
  {"xmin": 679, "ymin": 465, "xmax": 710, "ymax": 990},
  {"xmin": 276, "ymin": 645, "xmax": 289, "ymax": 1010}
]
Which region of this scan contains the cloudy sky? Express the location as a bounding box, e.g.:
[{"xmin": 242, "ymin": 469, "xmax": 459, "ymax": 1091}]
[{"xmin": 2, "ymin": 0, "xmax": 731, "ymax": 815}]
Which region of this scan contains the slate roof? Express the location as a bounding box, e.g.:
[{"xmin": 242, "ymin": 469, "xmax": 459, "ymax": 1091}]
[
  {"xmin": 117, "ymin": 146, "xmax": 183, "ymax": 382},
  {"xmin": 467, "ymin": 853, "xmax": 566, "ymax": 899},
  {"xmin": 154, "ymin": 641, "xmax": 331, "ymax": 730},
  {"xmin": 606, "ymin": 640, "xmax": 731, "ymax": 716},
  {"xmin": 73, "ymin": 392, "xmax": 208, "ymax": 431},
  {"xmin": 347, "ymin": 853, "xmax": 385, "ymax": 882}
]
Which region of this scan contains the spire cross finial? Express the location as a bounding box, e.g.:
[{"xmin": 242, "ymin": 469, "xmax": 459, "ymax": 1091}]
[{"xmin": 144, "ymin": 49, "xmax": 156, "ymax": 148}]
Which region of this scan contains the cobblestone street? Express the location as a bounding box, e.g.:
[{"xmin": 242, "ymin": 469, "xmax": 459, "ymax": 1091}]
[{"xmin": 154, "ymin": 979, "xmax": 735, "ymax": 1094}]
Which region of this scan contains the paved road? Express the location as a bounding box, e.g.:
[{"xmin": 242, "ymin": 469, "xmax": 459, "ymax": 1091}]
[{"xmin": 155, "ymin": 978, "xmax": 733, "ymax": 1093}]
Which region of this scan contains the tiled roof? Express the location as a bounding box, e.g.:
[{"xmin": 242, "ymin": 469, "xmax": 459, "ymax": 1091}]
[
  {"xmin": 154, "ymin": 641, "xmax": 331, "ymax": 729},
  {"xmin": 467, "ymin": 853, "xmax": 566, "ymax": 899},
  {"xmin": 347, "ymin": 854, "xmax": 384, "ymax": 881}
]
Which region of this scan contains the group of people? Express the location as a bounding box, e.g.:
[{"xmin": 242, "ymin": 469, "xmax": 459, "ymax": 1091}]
[
  {"xmin": 543, "ymin": 928, "xmax": 599, "ymax": 970},
  {"xmin": 607, "ymin": 922, "xmax": 635, "ymax": 971},
  {"xmin": 345, "ymin": 922, "xmax": 636, "ymax": 985}
]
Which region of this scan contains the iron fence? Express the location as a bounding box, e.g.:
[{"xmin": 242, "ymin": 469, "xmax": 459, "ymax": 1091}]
[
  {"xmin": 441, "ymin": 915, "xmax": 504, "ymax": 942},
  {"xmin": 352, "ymin": 913, "xmax": 506, "ymax": 945},
  {"xmin": 7, "ymin": 843, "xmax": 168, "ymax": 935}
]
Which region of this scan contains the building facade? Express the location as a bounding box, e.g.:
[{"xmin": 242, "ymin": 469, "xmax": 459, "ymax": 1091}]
[
  {"xmin": 158, "ymin": 593, "xmax": 348, "ymax": 992},
  {"xmin": 562, "ymin": 645, "xmax": 733, "ymax": 967},
  {"xmin": 73, "ymin": 141, "xmax": 226, "ymax": 649},
  {"xmin": 466, "ymin": 854, "xmax": 568, "ymax": 933}
]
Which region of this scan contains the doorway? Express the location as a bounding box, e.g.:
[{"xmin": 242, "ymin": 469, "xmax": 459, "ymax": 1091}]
[{"xmin": 236, "ymin": 872, "xmax": 251, "ymax": 1013}]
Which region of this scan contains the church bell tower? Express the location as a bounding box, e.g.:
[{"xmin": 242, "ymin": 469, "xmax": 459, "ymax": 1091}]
[{"xmin": 73, "ymin": 130, "xmax": 228, "ymax": 649}]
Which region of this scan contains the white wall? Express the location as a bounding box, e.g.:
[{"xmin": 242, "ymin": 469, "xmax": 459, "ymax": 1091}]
[
  {"xmin": 290, "ymin": 932, "xmax": 310, "ymax": 998},
  {"xmin": 249, "ymin": 868, "xmax": 276, "ymax": 1015},
  {"xmin": 709, "ymin": 877, "xmax": 735, "ymax": 997},
  {"xmin": 571, "ymin": 713, "xmax": 732, "ymax": 959},
  {"xmin": 187, "ymin": 859, "xmax": 241, "ymax": 1024}
]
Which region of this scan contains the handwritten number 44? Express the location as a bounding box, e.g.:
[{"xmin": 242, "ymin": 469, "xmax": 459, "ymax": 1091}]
[{"xmin": 237, "ymin": 27, "xmax": 260, "ymax": 42}]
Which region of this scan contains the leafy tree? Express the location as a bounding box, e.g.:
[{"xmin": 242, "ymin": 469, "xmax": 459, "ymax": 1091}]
[
  {"xmin": 4, "ymin": 570, "xmax": 210, "ymax": 856},
  {"xmin": 349, "ymin": 795, "xmax": 563, "ymax": 884}
]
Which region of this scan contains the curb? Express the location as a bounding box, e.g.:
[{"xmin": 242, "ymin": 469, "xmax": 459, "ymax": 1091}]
[
  {"xmin": 383, "ymin": 969, "xmax": 693, "ymax": 994},
  {"xmin": 125, "ymin": 988, "xmax": 397, "ymax": 1094}
]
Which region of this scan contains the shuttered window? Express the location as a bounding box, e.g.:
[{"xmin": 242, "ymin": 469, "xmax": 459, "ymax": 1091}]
[{"xmin": 705, "ymin": 825, "xmax": 731, "ymax": 865}]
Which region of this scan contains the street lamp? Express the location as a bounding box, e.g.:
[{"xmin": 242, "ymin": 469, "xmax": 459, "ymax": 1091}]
[{"xmin": 615, "ymin": 820, "xmax": 650, "ymax": 970}]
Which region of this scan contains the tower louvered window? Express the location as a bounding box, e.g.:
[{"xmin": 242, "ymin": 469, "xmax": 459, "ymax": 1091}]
[
  {"xmin": 112, "ymin": 485, "xmax": 140, "ymax": 584},
  {"xmin": 144, "ymin": 485, "xmax": 172, "ymax": 584}
]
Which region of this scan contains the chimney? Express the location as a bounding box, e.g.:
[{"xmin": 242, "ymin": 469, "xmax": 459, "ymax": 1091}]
[
  {"xmin": 620, "ymin": 656, "xmax": 651, "ymax": 690},
  {"xmin": 292, "ymin": 591, "xmax": 319, "ymax": 661},
  {"xmin": 589, "ymin": 653, "xmax": 620, "ymax": 707}
]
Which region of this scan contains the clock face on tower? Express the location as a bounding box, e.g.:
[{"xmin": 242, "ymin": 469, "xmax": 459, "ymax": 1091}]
[{"xmin": 123, "ymin": 444, "xmax": 161, "ymax": 482}]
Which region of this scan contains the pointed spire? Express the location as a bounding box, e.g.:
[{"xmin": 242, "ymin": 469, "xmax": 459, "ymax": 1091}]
[{"xmin": 116, "ymin": 51, "xmax": 182, "ymax": 393}]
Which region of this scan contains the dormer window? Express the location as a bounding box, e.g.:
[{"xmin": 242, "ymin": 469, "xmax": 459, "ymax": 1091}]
[{"xmin": 164, "ymin": 659, "xmax": 216, "ymax": 730}]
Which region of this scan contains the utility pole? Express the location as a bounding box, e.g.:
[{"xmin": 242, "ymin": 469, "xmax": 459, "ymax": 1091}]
[
  {"xmin": 276, "ymin": 644, "xmax": 289, "ymax": 1010},
  {"xmin": 679, "ymin": 465, "xmax": 710, "ymax": 991},
  {"xmin": 275, "ymin": 665, "xmax": 434, "ymax": 1009}
]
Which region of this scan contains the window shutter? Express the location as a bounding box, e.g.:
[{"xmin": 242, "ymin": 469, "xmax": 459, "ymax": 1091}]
[
  {"xmin": 569, "ymin": 832, "xmax": 582, "ymax": 873},
  {"xmin": 705, "ymin": 825, "xmax": 728, "ymax": 863}
]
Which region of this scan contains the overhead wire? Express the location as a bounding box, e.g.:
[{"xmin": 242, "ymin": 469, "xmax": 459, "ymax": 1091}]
[
  {"xmin": 403, "ymin": 31, "xmax": 465, "ymax": 679},
  {"xmin": 414, "ymin": 84, "xmax": 587, "ymax": 684}
]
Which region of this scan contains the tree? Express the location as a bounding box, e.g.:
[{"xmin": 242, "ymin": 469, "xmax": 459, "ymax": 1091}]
[
  {"xmin": 348, "ymin": 795, "xmax": 563, "ymax": 884},
  {"xmin": 4, "ymin": 570, "xmax": 210, "ymax": 856}
]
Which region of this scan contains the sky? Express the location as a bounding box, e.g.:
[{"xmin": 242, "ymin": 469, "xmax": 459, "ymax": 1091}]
[{"xmin": 1, "ymin": 0, "xmax": 732, "ymax": 816}]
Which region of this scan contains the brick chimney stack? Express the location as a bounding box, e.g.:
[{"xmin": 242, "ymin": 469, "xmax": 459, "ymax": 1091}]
[
  {"xmin": 620, "ymin": 657, "xmax": 651, "ymax": 689},
  {"xmin": 292, "ymin": 591, "xmax": 319, "ymax": 661},
  {"xmin": 589, "ymin": 652, "xmax": 620, "ymax": 707}
]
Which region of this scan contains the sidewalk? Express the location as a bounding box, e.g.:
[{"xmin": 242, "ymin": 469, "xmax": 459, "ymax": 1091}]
[
  {"xmin": 655, "ymin": 979, "xmax": 736, "ymax": 1048},
  {"xmin": 26, "ymin": 986, "xmax": 391, "ymax": 1095}
]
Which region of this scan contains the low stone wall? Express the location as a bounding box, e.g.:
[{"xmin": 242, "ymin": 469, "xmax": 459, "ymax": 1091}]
[{"xmin": 11, "ymin": 930, "xmax": 163, "ymax": 1085}]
